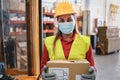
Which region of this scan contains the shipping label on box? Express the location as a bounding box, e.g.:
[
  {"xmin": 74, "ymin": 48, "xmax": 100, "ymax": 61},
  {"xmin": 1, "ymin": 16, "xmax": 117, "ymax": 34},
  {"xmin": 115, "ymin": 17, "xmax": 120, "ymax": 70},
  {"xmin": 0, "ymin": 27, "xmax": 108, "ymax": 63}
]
[
  {"xmin": 76, "ymin": 75, "xmax": 82, "ymax": 80},
  {"xmin": 49, "ymin": 68, "xmax": 69, "ymax": 80}
]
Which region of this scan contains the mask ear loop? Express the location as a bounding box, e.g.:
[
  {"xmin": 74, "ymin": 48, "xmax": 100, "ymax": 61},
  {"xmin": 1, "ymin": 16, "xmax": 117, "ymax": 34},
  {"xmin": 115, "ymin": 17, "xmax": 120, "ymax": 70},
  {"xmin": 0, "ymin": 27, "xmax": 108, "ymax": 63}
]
[
  {"xmin": 54, "ymin": 18, "xmax": 58, "ymax": 27},
  {"xmin": 71, "ymin": 14, "xmax": 81, "ymax": 34},
  {"xmin": 71, "ymin": 15, "xmax": 76, "ymax": 27}
]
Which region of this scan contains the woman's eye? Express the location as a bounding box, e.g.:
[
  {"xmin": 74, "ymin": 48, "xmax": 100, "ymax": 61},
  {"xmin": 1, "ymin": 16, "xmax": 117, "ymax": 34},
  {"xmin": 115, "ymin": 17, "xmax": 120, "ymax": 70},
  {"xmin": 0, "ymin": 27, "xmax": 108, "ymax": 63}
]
[{"xmin": 59, "ymin": 19, "xmax": 64, "ymax": 22}]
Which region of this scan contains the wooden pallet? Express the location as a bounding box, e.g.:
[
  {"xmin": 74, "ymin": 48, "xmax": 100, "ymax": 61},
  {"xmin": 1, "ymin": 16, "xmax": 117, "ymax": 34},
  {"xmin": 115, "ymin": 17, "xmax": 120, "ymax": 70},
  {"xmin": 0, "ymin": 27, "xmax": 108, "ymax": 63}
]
[
  {"xmin": 14, "ymin": 76, "xmax": 38, "ymax": 80},
  {"xmin": 5, "ymin": 68, "xmax": 27, "ymax": 75}
]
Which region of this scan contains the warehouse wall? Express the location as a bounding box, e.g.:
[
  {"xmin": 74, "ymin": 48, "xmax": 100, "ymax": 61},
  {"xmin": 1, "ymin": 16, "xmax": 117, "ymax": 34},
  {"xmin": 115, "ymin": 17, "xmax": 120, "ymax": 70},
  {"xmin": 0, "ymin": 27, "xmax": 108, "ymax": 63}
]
[
  {"xmin": 90, "ymin": 0, "xmax": 120, "ymax": 34},
  {"xmin": 106, "ymin": 0, "xmax": 120, "ymax": 27},
  {"xmin": 90, "ymin": 0, "xmax": 106, "ymax": 34}
]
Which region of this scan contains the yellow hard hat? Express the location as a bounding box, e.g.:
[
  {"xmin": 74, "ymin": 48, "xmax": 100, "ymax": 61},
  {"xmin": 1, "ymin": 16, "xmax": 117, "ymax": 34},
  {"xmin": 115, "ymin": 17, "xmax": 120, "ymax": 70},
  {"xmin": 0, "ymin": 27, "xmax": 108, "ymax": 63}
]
[{"xmin": 54, "ymin": 1, "xmax": 75, "ymax": 18}]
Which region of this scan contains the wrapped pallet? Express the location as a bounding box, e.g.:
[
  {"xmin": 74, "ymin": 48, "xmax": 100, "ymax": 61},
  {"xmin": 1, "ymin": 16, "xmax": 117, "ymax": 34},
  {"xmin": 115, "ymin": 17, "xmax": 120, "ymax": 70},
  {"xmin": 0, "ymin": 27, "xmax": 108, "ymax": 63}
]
[{"xmin": 96, "ymin": 27, "xmax": 120, "ymax": 54}]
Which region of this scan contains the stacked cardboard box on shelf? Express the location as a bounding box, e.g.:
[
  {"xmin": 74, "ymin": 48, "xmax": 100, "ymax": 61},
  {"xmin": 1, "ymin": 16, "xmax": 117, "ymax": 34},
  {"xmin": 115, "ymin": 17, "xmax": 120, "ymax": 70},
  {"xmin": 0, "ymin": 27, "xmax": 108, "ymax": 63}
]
[
  {"xmin": 5, "ymin": 0, "xmax": 25, "ymax": 11},
  {"xmin": 19, "ymin": 0, "xmax": 26, "ymax": 11},
  {"xmin": 3, "ymin": 0, "xmax": 18, "ymax": 10},
  {"xmin": 97, "ymin": 27, "xmax": 120, "ymax": 54}
]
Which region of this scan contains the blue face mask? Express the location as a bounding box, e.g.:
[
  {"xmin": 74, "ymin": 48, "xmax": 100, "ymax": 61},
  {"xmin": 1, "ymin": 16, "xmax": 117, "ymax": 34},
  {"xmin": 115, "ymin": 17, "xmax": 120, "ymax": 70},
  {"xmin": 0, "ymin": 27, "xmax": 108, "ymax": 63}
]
[{"xmin": 58, "ymin": 22, "xmax": 75, "ymax": 34}]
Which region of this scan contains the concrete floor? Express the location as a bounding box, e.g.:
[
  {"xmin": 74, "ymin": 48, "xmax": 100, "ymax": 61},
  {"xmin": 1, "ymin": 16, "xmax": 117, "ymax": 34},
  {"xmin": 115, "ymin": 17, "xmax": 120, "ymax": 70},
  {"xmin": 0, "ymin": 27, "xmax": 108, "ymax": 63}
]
[{"xmin": 94, "ymin": 51, "xmax": 120, "ymax": 80}]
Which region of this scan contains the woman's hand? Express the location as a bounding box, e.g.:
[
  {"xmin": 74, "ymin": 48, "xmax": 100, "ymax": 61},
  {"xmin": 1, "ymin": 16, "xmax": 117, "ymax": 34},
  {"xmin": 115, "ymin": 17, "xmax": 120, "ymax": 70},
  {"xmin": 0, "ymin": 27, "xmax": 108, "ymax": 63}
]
[
  {"xmin": 41, "ymin": 65, "xmax": 56, "ymax": 80},
  {"xmin": 81, "ymin": 66, "xmax": 96, "ymax": 80}
]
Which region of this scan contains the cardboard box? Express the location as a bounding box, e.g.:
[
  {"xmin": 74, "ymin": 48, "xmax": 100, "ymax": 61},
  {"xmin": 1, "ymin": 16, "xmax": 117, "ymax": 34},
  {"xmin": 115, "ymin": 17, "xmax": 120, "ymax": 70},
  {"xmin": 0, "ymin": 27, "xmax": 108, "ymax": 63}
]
[
  {"xmin": 19, "ymin": 0, "xmax": 26, "ymax": 11},
  {"xmin": 9, "ymin": 1, "xmax": 19, "ymax": 10},
  {"xmin": 47, "ymin": 60, "xmax": 90, "ymax": 80},
  {"xmin": 4, "ymin": 0, "xmax": 25, "ymax": 11},
  {"xmin": 97, "ymin": 27, "xmax": 119, "ymax": 38}
]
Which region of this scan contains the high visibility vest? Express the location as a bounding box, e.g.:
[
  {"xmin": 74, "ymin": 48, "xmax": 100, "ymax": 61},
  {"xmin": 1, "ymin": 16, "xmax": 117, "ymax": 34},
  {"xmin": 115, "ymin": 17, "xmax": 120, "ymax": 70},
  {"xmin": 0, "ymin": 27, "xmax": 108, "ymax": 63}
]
[{"xmin": 45, "ymin": 34, "xmax": 90, "ymax": 60}]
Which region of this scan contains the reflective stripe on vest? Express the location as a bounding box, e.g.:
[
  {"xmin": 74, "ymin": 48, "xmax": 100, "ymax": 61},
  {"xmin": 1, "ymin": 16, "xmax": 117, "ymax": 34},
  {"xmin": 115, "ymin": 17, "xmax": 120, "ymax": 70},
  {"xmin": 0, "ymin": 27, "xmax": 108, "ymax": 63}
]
[{"xmin": 45, "ymin": 34, "xmax": 90, "ymax": 60}]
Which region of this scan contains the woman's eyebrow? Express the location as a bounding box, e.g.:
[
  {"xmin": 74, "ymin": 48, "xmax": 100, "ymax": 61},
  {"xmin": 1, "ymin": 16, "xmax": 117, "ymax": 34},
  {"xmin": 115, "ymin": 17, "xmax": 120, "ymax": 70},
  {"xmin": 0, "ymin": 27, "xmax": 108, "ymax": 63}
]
[{"xmin": 59, "ymin": 18, "xmax": 64, "ymax": 20}]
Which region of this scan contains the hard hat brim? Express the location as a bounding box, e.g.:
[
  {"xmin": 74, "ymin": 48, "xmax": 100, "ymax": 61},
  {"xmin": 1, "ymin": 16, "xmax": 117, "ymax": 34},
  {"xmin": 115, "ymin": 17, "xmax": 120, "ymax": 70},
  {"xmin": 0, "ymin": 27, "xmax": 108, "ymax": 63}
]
[{"xmin": 54, "ymin": 12, "xmax": 76, "ymax": 18}]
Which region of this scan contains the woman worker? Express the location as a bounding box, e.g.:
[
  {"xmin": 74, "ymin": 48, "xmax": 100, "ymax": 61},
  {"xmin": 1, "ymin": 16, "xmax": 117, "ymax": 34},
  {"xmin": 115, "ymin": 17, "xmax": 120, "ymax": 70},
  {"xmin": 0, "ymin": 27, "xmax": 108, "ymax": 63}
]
[{"xmin": 41, "ymin": 1, "xmax": 96, "ymax": 80}]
